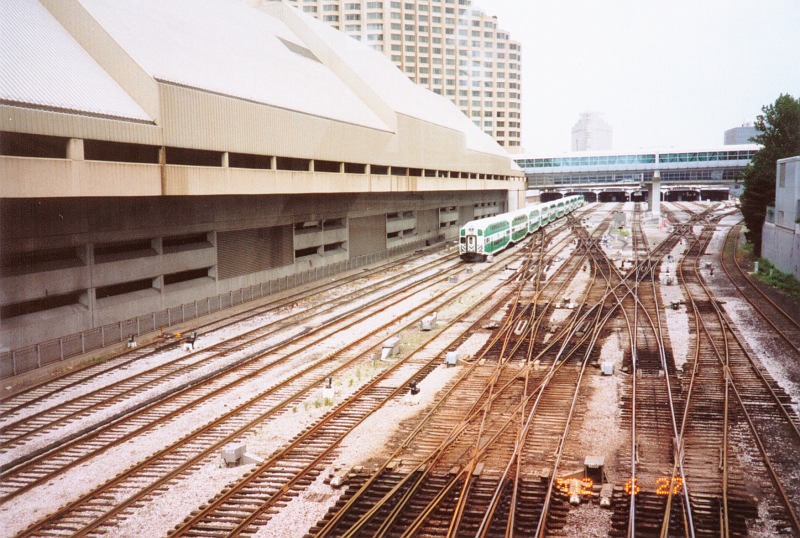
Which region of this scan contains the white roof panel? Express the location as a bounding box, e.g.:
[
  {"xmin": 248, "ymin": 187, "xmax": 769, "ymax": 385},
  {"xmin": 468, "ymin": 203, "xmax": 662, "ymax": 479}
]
[
  {"xmin": 77, "ymin": 0, "xmax": 390, "ymax": 132},
  {"xmin": 0, "ymin": 0, "xmax": 151, "ymax": 121},
  {"xmin": 292, "ymin": 8, "xmax": 509, "ymax": 158}
]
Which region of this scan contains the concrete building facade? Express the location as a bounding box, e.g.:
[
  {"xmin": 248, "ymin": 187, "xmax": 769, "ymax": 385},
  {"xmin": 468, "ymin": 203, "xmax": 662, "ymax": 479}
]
[
  {"xmin": 571, "ymin": 112, "xmax": 612, "ymax": 152},
  {"xmin": 761, "ymin": 156, "xmax": 800, "ymax": 281},
  {"xmin": 283, "ymin": 0, "xmax": 523, "ymax": 151},
  {"xmin": 0, "ymin": 0, "xmax": 523, "ymax": 376}
]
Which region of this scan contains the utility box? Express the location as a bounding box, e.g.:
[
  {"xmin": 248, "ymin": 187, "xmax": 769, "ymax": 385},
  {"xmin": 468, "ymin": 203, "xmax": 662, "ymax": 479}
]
[
  {"xmin": 420, "ymin": 312, "xmax": 437, "ymax": 331},
  {"xmin": 600, "ymin": 362, "xmax": 614, "ymax": 376},
  {"xmin": 221, "ymin": 443, "xmax": 246, "ymax": 467},
  {"xmin": 584, "ymin": 455, "xmax": 605, "ymax": 484},
  {"xmin": 381, "ymin": 337, "xmax": 401, "ymax": 360},
  {"xmin": 446, "ymin": 351, "xmax": 459, "ymax": 367}
]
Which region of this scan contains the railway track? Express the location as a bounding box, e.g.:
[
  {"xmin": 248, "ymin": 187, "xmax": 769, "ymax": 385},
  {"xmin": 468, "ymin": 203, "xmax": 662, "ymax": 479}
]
[
  {"xmin": 673, "ymin": 213, "xmax": 800, "ymax": 536},
  {"xmin": 7, "ymin": 221, "xmax": 576, "ymax": 537},
  {"xmin": 0, "ymin": 254, "xmax": 462, "ymax": 472},
  {"xmin": 0, "ymin": 246, "xmax": 455, "ymax": 423},
  {"xmin": 5, "ymin": 203, "xmax": 799, "ymax": 537},
  {"xmin": 305, "ymin": 207, "xmax": 647, "ymax": 537},
  {"xmin": 719, "ymin": 221, "xmax": 800, "ymax": 355},
  {"xmin": 140, "ymin": 245, "xmax": 555, "ymax": 538}
]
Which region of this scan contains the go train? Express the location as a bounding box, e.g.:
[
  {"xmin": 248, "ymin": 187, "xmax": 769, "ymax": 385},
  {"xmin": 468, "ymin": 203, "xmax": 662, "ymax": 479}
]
[{"xmin": 459, "ymin": 195, "xmax": 584, "ymax": 261}]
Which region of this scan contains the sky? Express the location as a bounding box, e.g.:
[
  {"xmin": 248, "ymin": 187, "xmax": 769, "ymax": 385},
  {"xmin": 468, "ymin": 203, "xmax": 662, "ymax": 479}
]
[{"xmin": 470, "ymin": 0, "xmax": 800, "ymax": 155}]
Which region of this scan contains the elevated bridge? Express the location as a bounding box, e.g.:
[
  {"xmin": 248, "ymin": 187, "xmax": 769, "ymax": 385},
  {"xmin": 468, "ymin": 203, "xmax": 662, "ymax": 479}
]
[{"xmin": 516, "ymin": 144, "xmax": 757, "ymax": 205}]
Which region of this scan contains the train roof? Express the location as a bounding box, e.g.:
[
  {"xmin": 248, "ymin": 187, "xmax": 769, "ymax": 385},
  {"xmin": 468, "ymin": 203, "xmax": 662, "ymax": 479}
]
[{"xmin": 462, "ymin": 212, "xmax": 511, "ymax": 228}]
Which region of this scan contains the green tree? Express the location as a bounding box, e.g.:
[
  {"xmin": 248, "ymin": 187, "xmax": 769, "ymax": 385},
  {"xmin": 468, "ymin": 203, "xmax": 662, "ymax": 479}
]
[{"xmin": 739, "ymin": 93, "xmax": 800, "ymax": 255}]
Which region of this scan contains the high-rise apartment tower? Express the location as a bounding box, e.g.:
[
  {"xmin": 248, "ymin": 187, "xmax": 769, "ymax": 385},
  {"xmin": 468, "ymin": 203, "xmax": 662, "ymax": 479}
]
[{"xmin": 283, "ymin": 0, "xmax": 522, "ymax": 151}]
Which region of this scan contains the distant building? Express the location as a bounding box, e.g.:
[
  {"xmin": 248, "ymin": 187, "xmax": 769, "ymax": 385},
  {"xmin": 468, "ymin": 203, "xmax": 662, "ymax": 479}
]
[
  {"xmin": 725, "ymin": 124, "xmax": 757, "ymax": 145},
  {"xmin": 282, "ymin": 0, "xmax": 523, "ymax": 151},
  {"xmin": 761, "ymin": 156, "xmax": 800, "ymax": 281},
  {"xmin": 571, "ymin": 112, "xmax": 612, "ymax": 151}
]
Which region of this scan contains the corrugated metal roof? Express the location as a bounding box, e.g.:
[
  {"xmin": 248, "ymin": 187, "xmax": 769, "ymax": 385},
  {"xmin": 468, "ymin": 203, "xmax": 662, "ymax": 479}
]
[
  {"xmin": 0, "ymin": 0, "xmax": 152, "ymax": 121},
  {"xmin": 77, "ymin": 0, "xmax": 390, "ymax": 132},
  {"xmin": 2, "ymin": 0, "xmax": 511, "ymax": 162},
  {"xmin": 294, "ymin": 7, "xmax": 509, "ymax": 158}
]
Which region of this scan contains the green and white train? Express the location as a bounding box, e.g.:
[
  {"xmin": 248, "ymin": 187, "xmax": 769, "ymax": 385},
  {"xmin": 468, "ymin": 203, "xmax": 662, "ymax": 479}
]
[{"xmin": 459, "ymin": 195, "xmax": 584, "ymax": 261}]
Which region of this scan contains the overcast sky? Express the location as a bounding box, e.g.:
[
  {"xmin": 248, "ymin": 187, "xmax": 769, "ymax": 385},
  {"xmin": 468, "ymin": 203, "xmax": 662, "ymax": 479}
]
[{"xmin": 470, "ymin": 0, "xmax": 800, "ymax": 155}]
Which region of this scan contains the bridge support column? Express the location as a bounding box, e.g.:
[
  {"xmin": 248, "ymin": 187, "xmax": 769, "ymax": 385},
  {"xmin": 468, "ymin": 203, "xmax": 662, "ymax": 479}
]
[{"xmin": 648, "ymin": 171, "xmax": 661, "ymax": 217}]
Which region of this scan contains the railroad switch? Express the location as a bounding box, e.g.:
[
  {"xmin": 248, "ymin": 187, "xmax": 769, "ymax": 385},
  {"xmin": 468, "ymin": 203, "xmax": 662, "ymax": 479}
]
[{"xmin": 472, "ymin": 462, "xmax": 485, "ymax": 477}]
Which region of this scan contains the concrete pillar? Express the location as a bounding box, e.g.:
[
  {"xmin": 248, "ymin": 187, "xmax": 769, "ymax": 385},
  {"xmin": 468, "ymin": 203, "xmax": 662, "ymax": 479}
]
[
  {"xmin": 649, "ymin": 170, "xmax": 661, "ymax": 217},
  {"xmin": 270, "ymin": 156, "xmax": 277, "ymax": 170},
  {"xmin": 221, "ymin": 152, "xmax": 229, "ymax": 168},
  {"xmin": 67, "ymin": 138, "xmax": 84, "ymax": 160},
  {"xmin": 80, "ymin": 243, "xmax": 95, "ymax": 322},
  {"xmin": 159, "ymin": 147, "xmax": 168, "ymax": 191}
]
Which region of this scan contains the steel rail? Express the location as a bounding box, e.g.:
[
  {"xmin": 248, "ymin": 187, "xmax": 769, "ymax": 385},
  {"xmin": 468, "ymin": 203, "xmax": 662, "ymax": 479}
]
[
  {"xmin": 577, "ymin": 205, "xmax": 696, "ymax": 537},
  {"xmin": 91, "ymin": 273, "xmax": 518, "ymax": 538},
  {"xmin": 0, "ymin": 257, "xmax": 456, "ymax": 447},
  {"xmin": 473, "ymin": 231, "xmax": 598, "ymax": 538},
  {"xmin": 689, "ymin": 217, "xmax": 800, "ymax": 533},
  {"xmin": 382, "ymin": 231, "xmax": 592, "ymax": 538},
  {"xmin": 0, "ymin": 247, "xmax": 454, "ymax": 415},
  {"xmin": 691, "ymin": 277, "xmax": 800, "ymax": 535},
  {"xmin": 536, "ymin": 291, "xmax": 613, "ymax": 538},
  {"xmin": 444, "ymin": 238, "xmax": 541, "ymax": 538},
  {"xmin": 314, "ymin": 209, "xmax": 629, "ymax": 537},
  {"xmin": 320, "ymin": 230, "xmax": 602, "ymax": 538},
  {"xmin": 161, "ymin": 229, "xmax": 570, "ymax": 538},
  {"xmin": 1, "ymin": 256, "xmax": 470, "ymax": 499},
  {"xmin": 720, "ymin": 221, "xmax": 800, "ymax": 355},
  {"xmin": 18, "ymin": 241, "xmax": 523, "ymax": 538},
  {"xmin": 504, "ymin": 229, "xmax": 590, "ymax": 538}
]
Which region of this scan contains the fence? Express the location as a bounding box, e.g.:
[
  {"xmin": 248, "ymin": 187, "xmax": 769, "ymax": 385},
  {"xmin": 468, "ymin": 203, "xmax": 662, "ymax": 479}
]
[{"xmin": 1, "ymin": 241, "xmax": 431, "ymax": 378}]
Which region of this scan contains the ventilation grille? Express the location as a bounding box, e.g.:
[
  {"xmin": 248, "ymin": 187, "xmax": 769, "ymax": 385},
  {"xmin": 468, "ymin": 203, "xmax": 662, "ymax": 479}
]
[{"xmin": 217, "ymin": 225, "xmax": 292, "ymax": 279}]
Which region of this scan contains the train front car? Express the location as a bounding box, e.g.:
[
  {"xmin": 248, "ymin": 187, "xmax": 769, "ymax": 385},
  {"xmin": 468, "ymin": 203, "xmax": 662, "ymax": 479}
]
[
  {"xmin": 459, "ymin": 220, "xmax": 481, "ymax": 261},
  {"xmin": 459, "ymin": 214, "xmax": 511, "ymax": 262}
]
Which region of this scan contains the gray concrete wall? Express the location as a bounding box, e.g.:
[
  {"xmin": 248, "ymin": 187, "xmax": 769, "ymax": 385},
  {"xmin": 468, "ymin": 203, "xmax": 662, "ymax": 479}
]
[
  {"xmin": 1, "ymin": 190, "xmax": 505, "ymax": 354},
  {"xmin": 761, "ymin": 156, "xmax": 800, "ymax": 281},
  {"xmin": 761, "ymin": 222, "xmax": 800, "ymax": 281}
]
